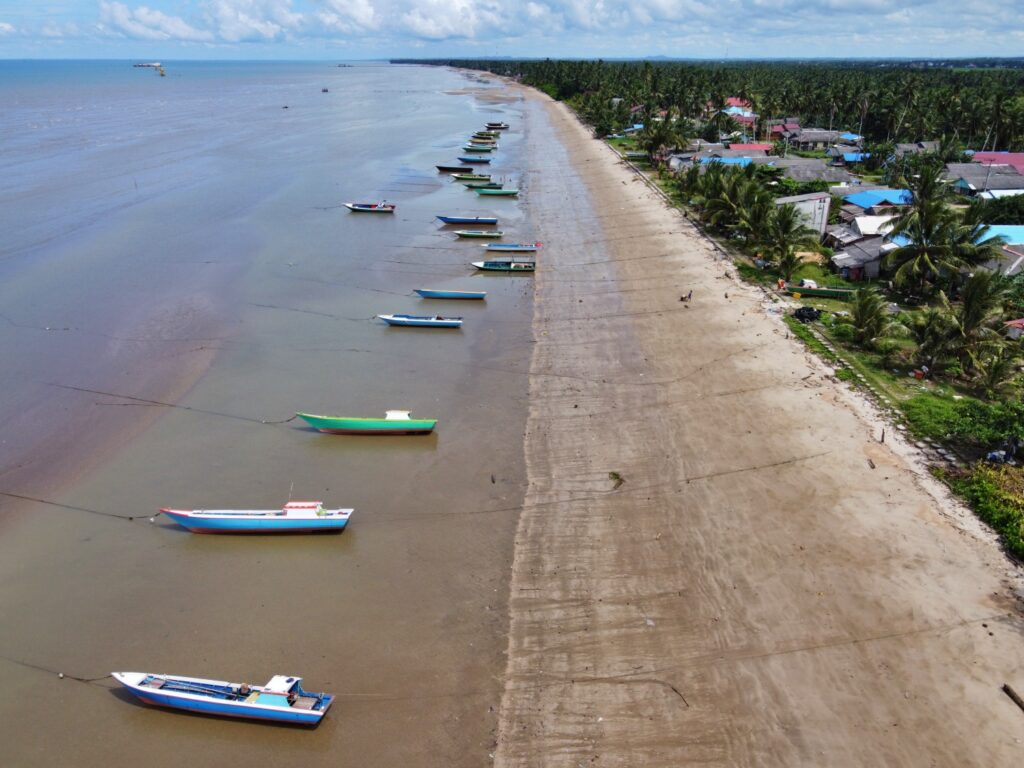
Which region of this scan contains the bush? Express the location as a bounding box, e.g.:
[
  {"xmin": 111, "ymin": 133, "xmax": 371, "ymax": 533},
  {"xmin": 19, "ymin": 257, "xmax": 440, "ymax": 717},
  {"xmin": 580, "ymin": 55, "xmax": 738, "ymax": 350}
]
[
  {"xmin": 901, "ymin": 395, "xmax": 1024, "ymax": 446},
  {"xmin": 949, "ymin": 466, "xmax": 1024, "ymax": 560},
  {"xmin": 830, "ymin": 323, "xmax": 856, "ymax": 342},
  {"xmin": 835, "ymin": 367, "xmax": 856, "ymax": 381}
]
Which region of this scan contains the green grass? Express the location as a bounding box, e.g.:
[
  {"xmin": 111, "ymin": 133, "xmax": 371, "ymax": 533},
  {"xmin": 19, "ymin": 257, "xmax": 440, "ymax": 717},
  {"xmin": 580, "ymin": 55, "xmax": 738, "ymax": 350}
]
[
  {"xmin": 783, "ymin": 316, "xmax": 837, "ymax": 361},
  {"xmin": 947, "ymin": 465, "xmax": 1024, "ymax": 560}
]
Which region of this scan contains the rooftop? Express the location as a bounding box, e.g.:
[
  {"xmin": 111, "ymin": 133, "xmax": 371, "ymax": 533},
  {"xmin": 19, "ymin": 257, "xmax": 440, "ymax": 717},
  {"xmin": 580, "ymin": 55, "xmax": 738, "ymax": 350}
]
[{"xmin": 843, "ymin": 189, "xmax": 912, "ymax": 209}]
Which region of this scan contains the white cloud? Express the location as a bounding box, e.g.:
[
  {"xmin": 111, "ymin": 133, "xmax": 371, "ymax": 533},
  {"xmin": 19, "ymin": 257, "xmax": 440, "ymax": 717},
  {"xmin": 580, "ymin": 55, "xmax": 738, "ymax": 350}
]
[
  {"xmin": 0, "ymin": 21, "xmax": 15, "ymax": 36},
  {"xmin": 99, "ymin": 1, "xmax": 214, "ymax": 41},
  {"xmin": 204, "ymin": 0, "xmax": 304, "ymax": 42}
]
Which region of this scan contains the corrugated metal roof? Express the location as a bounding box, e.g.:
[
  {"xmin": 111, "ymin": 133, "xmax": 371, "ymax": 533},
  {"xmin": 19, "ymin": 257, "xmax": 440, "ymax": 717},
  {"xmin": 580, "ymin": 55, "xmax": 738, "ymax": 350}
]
[
  {"xmin": 843, "ymin": 189, "xmax": 912, "ymax": 208},
  {"xmin": 980, "ymin": 225, "xmax": 1024, "ymax": 245}
]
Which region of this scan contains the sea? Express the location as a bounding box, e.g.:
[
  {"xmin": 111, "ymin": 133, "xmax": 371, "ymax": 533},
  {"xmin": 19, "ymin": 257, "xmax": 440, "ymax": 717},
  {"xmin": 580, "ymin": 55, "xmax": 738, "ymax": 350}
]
[{"xmin": 0, "ymin": 60, "xmax": 532, "ymax": 766}]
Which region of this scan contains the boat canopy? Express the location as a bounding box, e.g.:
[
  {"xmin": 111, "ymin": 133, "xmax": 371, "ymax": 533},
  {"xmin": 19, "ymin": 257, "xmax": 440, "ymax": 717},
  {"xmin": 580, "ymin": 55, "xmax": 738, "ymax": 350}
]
[
  {"xmin": 385, "ymin": 410, "xmax": 412, "ymax": 421},
  {"xmin": 264, "ymin": 675, "xmax": 300, "ymax": 693}
]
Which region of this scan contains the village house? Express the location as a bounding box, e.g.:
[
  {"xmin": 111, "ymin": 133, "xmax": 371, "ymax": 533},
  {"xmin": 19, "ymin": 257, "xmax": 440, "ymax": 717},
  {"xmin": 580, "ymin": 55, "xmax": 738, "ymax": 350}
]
[
  {"xmin": 839, "ymin": 188, "xmax": 912, "ymax": 221},
  {"xmin": 978, "ymin": 224, "xmax": 1024, "ymax": 277},
  {"xmin": 775, "ymin": 192, "xmax": 830, "ymax": 238},
  {"xmin": 970, "ymin": 151, "xmax": 1024, "ymax": 175},
  {"xmin": 787, "ymin": 128, "xmax": 841, "ymax": 151},
  {"xmin": 944, "ymin": 162, "xmax": 1024, "ymax": 196},
  {"xmin": 750, "ymin": 155, "xmax": 855, "ymax": 183},
  {"xmin": 894, "ymin": 140, "xmax": 941, "ymax": 157},
  {"xmin": 826, "ymin": 215, "xmax": 899, "ymax": 281}
]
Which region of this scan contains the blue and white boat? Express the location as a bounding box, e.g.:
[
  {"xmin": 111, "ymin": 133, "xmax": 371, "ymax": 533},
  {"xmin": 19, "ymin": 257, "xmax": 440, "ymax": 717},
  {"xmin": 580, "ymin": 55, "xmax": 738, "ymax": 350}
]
[
  {"xmin": 436, "ymin": 215, "xmax": 498, "ymax": 225},
  {"xmin": 482, "ymin": 242, "xmax": 540, "ymax": 252},
  {"xmin": 457, "ymin": 156, "xmax": 491, "ymax": 164},
  {"xmin": 414, "ymin": 288, "xmax": 487, "ymax": 300},
  {"xmin": 159, "ymin": 501, "xmax": 352, "ymax": 534},
  {"xmin": 378, "ymin": 313, "xmax": 463, "ymax": 328},
  {"xmin": 112, "ymin": 672, "xmax": 334, "ymax": 725}
]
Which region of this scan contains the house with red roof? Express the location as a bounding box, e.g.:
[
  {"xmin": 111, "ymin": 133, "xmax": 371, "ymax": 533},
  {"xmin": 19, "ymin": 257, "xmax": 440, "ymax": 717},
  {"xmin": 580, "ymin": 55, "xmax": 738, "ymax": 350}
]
[
  {"xmin": 727, "ymin": 143, "xmax": 773, "ymax": 152},
  {"xmin": 971, "ymin": 152, "xmax": 1024, "ymax": 175}
]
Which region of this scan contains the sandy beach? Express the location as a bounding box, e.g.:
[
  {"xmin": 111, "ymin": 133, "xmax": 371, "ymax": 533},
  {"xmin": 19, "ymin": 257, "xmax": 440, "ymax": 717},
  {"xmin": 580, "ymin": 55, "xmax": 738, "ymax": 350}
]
[{"xmin": 494, "ymin": 84, "xmax": 1024, "ymax": 765}]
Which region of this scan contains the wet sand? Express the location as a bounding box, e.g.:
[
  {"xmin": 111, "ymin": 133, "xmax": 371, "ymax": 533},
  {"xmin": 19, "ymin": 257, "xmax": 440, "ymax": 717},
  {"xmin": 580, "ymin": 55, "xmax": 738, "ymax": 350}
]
[
  {"xmin": 0, "ymin": 67, "xmax": 532, "ymax": 766},
  {"xmin": 494, "ymin": 86, "xmax": 1024, "ymax": 765}
]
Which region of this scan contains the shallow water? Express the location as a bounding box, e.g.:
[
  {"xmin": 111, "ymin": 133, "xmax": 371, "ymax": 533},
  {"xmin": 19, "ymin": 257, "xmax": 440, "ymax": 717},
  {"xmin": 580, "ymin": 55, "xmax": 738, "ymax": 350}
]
[{"xmin": 0, "ymin": 62, "xmax": 531, "ymax": 765}]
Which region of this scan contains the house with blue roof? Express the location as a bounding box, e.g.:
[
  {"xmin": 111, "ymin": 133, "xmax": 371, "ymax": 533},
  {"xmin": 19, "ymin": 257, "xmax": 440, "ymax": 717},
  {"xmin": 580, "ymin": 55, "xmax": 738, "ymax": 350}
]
[{"xmin": 842, "ymin": 189, "xmax": 912, "ymax": 216}]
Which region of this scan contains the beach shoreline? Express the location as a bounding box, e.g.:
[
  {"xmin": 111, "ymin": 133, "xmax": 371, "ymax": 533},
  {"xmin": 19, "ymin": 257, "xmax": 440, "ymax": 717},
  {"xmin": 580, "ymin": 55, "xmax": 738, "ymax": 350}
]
[{"xmin": 494, "ymin": 82, "xmax": 1024, "ymax": 766}]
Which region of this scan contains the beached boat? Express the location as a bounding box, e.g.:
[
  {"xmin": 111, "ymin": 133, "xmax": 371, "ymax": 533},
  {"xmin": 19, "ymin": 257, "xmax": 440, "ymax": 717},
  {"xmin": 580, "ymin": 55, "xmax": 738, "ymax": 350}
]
[
  {"xmin": 414, "ymin": 288, "xmax": 487, "ymax": 299},
  {"xmin": 477, "ymin": 188, "xmax": 518, "ymax": 196},
  {"xmin": 436, "ymin": 165, "xmax": 475, "ymax": 173},
  {"xmin": 482, "ymin": 242, "xmax": 539, "ymax": 252},
  {"xmin": 462, "ymin": 146, "xmax": 494, "ymax": 153},
  {"xmin": 467, "ymin": 138, "xmax": 497, "ymax": 145},
  {"xmin": 296, "ymin": 411, "xmax": 437, "ymax": 435},
  {"xmin": 452, "ymin": 173, "xmax": 491, "ymax": 181},
  {"xmin": 458, "ymin": 156, "xmax": 491, "ymax": 164},
  {"xmin": 112, "ymin": 672, "xmax": 333, "ymax": 725},
  {"xmin": 159, "ymin": 501, "xmax": 353, "ymax": 534},
  {"xmin": 454, "ymin": 229, "xmax": 504, "ymax": 238},
  {"xmin": 463, "ymin": 181, "xmax": 502, "ymax": 190},
  {"xmin": 436, "ymin": 215, "xmax": 498, "ymax": 225},
  {"xmin": 345, "ymin": 202, "xmax": 395, "ymax": 213},
  {"xmin": 784, "ymin": 283, "xmax": 855, "ymax": 300},
  {"xmin": 473, "ymin": 132, "xmax": 499, "ymax": 139},
  {"xmin": 472, "ymin": 260, "xmax": 535, "ymax": 272},
  {"xmin": 378, "ymin": 313, "xmax": 463, "ymax": 328},
  {"xmin": 485, "ymin": 122, "xmax": 510, "ymax": 130}
]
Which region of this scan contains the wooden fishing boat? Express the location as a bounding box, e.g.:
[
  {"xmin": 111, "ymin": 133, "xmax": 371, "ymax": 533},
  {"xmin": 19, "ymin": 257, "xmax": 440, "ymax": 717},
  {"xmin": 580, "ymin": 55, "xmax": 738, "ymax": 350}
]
[
  {"xmin": 378, "ymin": 313, "xmax": 463, "ymax": 328},
  {"xmin": 458, "ymin": 156, "xmax": 491, "ymax": 164},
  {"xmin": 462, "ymin": 145, "xmax": 494, "ymax": 153},
  {"xmin": 452, "ymin": 173, "xmax": 490, "ymax": 181},
  {"xmin": 345, "ymin": 202, "xmax": 395, "ymax": 213},
  {"xmin": 467, "ymin": 138, "xmax": 497, "ymax": 145},
  {"xmin": 454, "ymin": 229, "xmax": 504, "ymax": 238},
  {"xmin": 482, "ymin": 242, "xmax": 539, "ymax": 252},
  {"xmin": 415, "ymin": 288, "xmax": 487, "ymax": 299},
  {"xmin": 784, "ymin": 283, "xmax": 854, "ymax": 300},
  {"xmin": 485, "ymin": 122, "xmax": 510, "ymax": 130},
  {"xmin": 296, "ymin": 411, "xmax": 437, "ymax": 435},
  {"xmin": 436, "ymin": 165, "xmax": 475, "ymax": 173},
  {"xmin": 477, "ymin": 188, "xmax": 518, "ymax": 196},
  {"xmin": 112, "ymin": 673, "xmax": 334, "ymax": 725},
  {"xmin": 159, "ymin": 501, "xmax": 353, "ymax": 534},
  {"xmin": 473, "ymin": 131, "xmax": 499, "ymax": 139},
  {"xmin": 472, "ymin": 260, "xmax": 535, "ymax": 272},
  {"xmin": 463, "ymin": 181, "xmax": 502, "ymax": 189},
  {"xmin": 436, "ymin": 215, "xmax": 498, "ymax": 225}
]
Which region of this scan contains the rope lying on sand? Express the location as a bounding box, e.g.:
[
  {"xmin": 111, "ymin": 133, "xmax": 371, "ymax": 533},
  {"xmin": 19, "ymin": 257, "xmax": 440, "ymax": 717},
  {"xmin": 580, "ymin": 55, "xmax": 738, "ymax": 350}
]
[{"xmin": 0, "ymin": 653, "xmax": 112, "ymax": 687}]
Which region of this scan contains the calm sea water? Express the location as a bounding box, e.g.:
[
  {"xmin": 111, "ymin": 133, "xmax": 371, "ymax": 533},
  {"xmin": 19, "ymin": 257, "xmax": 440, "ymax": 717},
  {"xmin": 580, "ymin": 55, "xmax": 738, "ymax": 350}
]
[{"xmin": 0, "ymin": 61, "xmax": 533, "ymax": 765}]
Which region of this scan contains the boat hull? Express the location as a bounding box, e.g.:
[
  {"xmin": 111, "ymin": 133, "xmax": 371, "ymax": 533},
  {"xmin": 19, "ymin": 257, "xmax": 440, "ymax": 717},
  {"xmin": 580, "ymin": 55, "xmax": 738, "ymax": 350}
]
[
  {"xmin": 471, "ymin": 261, "xmax": 535, "ymax": 272},
  {"xmin": 160, "ymin": 510, "xmax": 351, "ymax": 534},
  {"xmin": 477, "ymin": 189, "xmax": 518, "ymax": 196},
  {"xmin": 457, "ymin": 157, "xmax": 491, "ymax": 164},
  {"xmin": 454, "ymin": 230, "xmax": 503, "ymax": 238},
  {"xmin": 378, "ymin": 314, "xmax": 463, "ymax": 328},
  {"xmin": 345, "ymin": 203, "xmax": 395, "ymax": 213},
  {"xmin": 296, "ymin": 413, "xmax": 437, "ymax": 434},
  {"xmin": 414, "ymin": 289, "xmax": 487, "ymax": 299},
  {"xmin": 436, "ymin": 166, "xmax": 474, "ymax": 173},
  {"xmin": 483, "ymin": 243, "xmax": 538, "ymax": 252},
  {"xmin": 436, "ymin": 216, "xmax": 498, "ymax": 225}
]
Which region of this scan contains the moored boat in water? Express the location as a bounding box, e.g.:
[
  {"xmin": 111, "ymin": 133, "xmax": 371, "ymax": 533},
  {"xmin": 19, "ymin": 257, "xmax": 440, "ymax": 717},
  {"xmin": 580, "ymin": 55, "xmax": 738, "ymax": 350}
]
[
  {"xmin": 454, "ymin": 229, "xmax": 503, "ymax": 238},
  {"xmin": 472, "ymin": 260, "xmax": 535, "ymax": 272},
  {"xmin": 296, "ymin": 411, "xmax": 437, "ymax": 435},
  {"xmin": 159, "ymin": 501, "xmax": 353, "ymax": 534},
  {"xmin": 482, "ymin": 242, "xmax": 539, "ymax": 252},
  {"xmin": 112, "ymin": 672, "xmax": 334, "ymax": 725},
  {"xmin": 451, "ymin": 173, "xmax": 491, "ymax": 181},
  {"xmin": 458, "ymin": 156, "xmax": 491, "ymax": 164},
  {"xmin": 476, "ymin": 188, "xmax": 518, "ymax": 196},
  {"xmin": 378, "ymin": 313, "xmax": 463, "ymax": 328},
  {"xmin": 436, "ymin": 165, "xmax": 475, "ymax": 173},
  {"xmin": 485, "ymin": 122, "xmax": 510, "ymax": 130},
  {"xmin": 345, "ymin": 202, "xmax": 395, "ymax": 213},
  {"xmin": 414, "ymin": 288, "xmax": 487, "ymax": 299},
  {"xmin": 436, "ymin": 215, "xmax": 498, "ymax": 225}
]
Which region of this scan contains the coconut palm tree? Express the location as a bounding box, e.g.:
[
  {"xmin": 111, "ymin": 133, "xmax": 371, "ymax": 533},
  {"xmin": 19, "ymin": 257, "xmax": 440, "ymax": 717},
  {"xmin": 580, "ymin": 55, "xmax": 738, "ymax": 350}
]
[
  {"xmin": 951, "ymin": 271, "xmax": 1009, "ymax": 370},
  {"xmin": 849, "ymin": 288, "xmax": 899, "ymax": 348},
  {"xmin": 909, "ymin": 303, "xmax": 958, "ymax": 370},
  {"xmin": 762, "ymin": 204, "xmax": 820, "ymax": 276},
  {"xmin": 975, "ymin": 344, "xmax": 1021, "ymax": 398}
]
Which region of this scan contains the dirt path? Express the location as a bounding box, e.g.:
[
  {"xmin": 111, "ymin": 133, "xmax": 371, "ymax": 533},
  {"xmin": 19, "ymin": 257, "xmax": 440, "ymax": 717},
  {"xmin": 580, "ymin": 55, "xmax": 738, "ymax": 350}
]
[{"xmin": 494, "ymin": 86, "xmax": 1024, "ymax": 767}]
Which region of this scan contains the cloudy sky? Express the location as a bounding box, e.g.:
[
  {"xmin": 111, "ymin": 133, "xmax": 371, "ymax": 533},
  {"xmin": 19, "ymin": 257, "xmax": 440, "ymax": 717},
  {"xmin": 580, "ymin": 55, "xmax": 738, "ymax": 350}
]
[{"xmin": 1, "ymin": 1, "xmax": 1022, "ymax": 59}]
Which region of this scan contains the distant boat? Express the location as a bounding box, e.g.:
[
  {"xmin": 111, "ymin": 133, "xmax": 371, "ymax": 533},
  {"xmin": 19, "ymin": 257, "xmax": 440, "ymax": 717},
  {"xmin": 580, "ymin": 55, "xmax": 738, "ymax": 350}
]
[
  {"xmin": 472, "ymin": 260, "xmax": 535, "ymax": 272},
  {"xmin": 436, "ymin": 165, "xmax": 475, "ymax": 173},
  {"xmin": 455, "ymin": 229, "xmax": 503, "ymax": 238},
  {"xmin": 159, "ymin": 501, "xmax": 353, "ymax": 534},
  {"xmin": 345, "ymin": 202, "xmax": 395, "ymax": 213},
  {"xmin": 473, "ymin": 132, "xmax": 500, "ymax": 139},
  {"xmin": 463, "ymin": 181, "xmax": 502, "ymax": 189},
  {"xmin": 477, "ymin": 188, "xmax": 518, "ymax": 196},
  {"xmin": 485, "ymin": 122, "xmax": 510, "ymax": 130},
  {"xmin": 467, "ymin": 138, "xmax": 497, "ymax": 145},
  {"xmin": 378, "ymin": 313, "xmax": 463, "ymax": 328},
  {"xmin": 458, "ymin": 156, "xmax": 491, "ymax": 164},
  {"xmin": 112, "ymin": 672, "xmax": 333, "ymax": 725},
  {"xmin": 415, "ymin": 288, "xmax": 487, "ymax": 300},
  {"xmin": 133, "ymin": 62, "xmax": 162, "ymax": 68},
  {"xmin": 482, "ymin": 242, "xmax": 539, "ymax": 252},
  {"xmin": 462, "ymin": 145, "xmax": 494, "ymax": 153},
  {"xmin": 784, "ymin": 283, "xmax": 855, "ymax": 300},
  {"xmin": 296, "ymin": 411, "xmax": 437, "ymax": 435},
  {"xmin": 436, "ymin": 215, "xmax": 498, "ymax": 225},
  {"xmin": 451, "ymin": 173, "xmax": 491, "ymax": 181}
]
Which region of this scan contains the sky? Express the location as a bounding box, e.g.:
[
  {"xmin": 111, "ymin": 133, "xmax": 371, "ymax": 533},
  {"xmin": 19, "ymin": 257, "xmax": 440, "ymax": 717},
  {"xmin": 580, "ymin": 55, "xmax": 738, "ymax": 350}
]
[{"xmin": 0, "ymin": 1, "xmax": 1022, "ymax": 60}]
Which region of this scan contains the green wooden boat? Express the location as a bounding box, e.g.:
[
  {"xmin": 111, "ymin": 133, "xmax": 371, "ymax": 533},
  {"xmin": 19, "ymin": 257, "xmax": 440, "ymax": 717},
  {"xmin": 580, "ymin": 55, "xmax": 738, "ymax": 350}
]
[
  {"xmin": 452, "ymin": 173, "xmax": 490, "ymax": 181},
  {"xmin": 477, "ymin": 188, "xmax": 519, "ymax": 197},
  {"xmin": 455, "ymin": 229, "xmax": 504, "ymax": 238},
  {"xmin": 296, "ymin": 411, "xmax": 436, "ymax": 435},
  {"xmin": 462, "ymin": 145, "xmax": 494, "ymax": 153}
]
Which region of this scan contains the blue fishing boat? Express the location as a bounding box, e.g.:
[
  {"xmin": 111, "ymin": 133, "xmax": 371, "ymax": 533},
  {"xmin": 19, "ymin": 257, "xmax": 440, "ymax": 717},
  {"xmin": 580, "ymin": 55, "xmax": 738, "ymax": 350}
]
[
  {"xmin": 472, "ymin": 260, "xmax": 535, "ymax": 272},
  {"xmin": 378, "ymin": 313, "xmax": 463, "ymax": 328},
  {"xmin": 414, "ymin": 289, "xmax": 487, "ymax": 300},
  {"xmin": 159, "ymin": 501, "xmax": 353, "ymax": 534},
  {"xmin": 112, "ymin": 672, "xmax": 334, "ymax": 725},
  {"xmin": 457, "ymin": 156, "xmax": 491, "ymax": 164},
  {"xmin": 482, "ymin": 242, "xmax": 540, "ymax": 252},
  {"xmin": 436, "ymin": 215, "xmax": 498, "ymax": 225}
]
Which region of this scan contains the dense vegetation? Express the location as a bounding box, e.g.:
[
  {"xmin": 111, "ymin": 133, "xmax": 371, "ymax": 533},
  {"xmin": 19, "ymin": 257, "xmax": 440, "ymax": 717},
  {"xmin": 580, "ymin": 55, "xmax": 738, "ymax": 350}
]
[{"xmin": 398, "ymin": 59, "xmax": 1024, "ymax": 149}]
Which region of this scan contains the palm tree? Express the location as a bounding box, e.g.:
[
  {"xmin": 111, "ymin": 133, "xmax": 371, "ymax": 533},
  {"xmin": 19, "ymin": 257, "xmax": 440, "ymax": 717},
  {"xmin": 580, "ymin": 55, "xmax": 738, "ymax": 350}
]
[
  {"xmin": 850, "ymin": 288, "xmax": 898, "ymax": 348},
  {"xmin": 637, "ymin": 119, "xmax": 687, "ymax": 163},
  {"xmin": 909, "ymin": 303, "xmax": 958, "ymax": 370},
  {"xmin": 762, "ymin": 204, "xmax": 819, "ymax": 276},
  {"xmin": 951, "ymin": 271, "xmax": 1009, "ymax": 370},
  {"xmin": 883, "ymin": 203, "xmax": 959, "ymax": 294},
  {"xmin": 975, "ymin": 344, "xmax": 1021, "ymax": 398}
]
